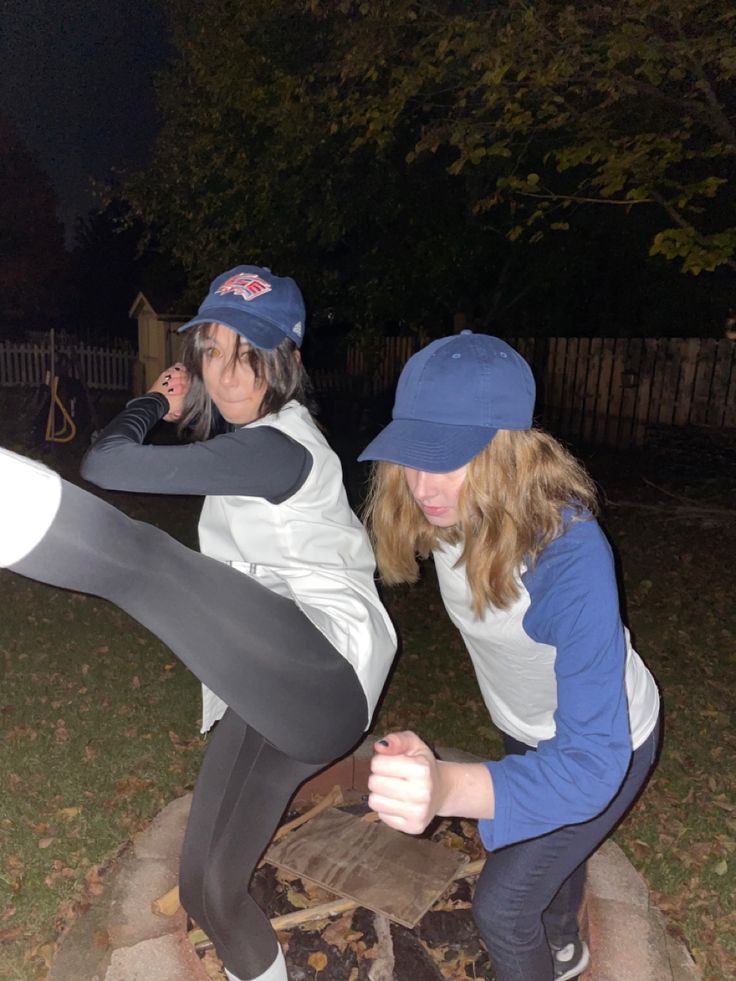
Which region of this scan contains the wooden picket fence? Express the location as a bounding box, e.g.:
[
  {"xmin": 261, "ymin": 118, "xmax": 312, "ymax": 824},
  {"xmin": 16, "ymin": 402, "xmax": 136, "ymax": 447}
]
[
  {"xmin": 3, "ymin": 334, "xmax": 731, "ymax": 447},
  {"xmin": 336, "ymin": 335, "xmax": 736, "ymax": 448},
  {"xmin": 516, "ymin": 336, "xmax": 735, "ymax": 448},
  {"xmin": 0, "ymin": 340, "xmax": 134, "ymax": 391}
]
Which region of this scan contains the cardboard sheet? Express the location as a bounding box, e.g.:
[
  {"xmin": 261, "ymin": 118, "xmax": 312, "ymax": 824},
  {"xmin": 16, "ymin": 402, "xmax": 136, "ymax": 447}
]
[{"xmin": 265, "ymin": 808, "xmax": 467, "ymax": 928}]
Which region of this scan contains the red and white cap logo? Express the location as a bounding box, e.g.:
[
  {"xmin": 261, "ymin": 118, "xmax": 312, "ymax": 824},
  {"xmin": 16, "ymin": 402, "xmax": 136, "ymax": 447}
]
[{"xmin": 216, "ymin": 273, "xmax": 272, "ymax": 302}]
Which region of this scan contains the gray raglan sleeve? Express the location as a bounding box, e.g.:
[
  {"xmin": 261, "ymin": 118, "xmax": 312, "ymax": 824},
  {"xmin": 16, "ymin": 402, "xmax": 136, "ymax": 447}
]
[{"xmin": 81, "ymin": 394, "xmax": 312, "ymax": 503}]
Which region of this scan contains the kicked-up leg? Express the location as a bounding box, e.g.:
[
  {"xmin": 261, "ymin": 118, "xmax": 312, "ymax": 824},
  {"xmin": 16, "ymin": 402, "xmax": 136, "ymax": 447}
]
[{"xmin": 1, "ymin": 447, "xmax": 368, "ymax": 764}]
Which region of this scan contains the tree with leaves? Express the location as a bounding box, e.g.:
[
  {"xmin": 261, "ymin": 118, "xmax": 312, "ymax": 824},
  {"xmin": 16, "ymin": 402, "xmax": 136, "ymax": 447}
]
[
  {"xmin": 61, "ymin": 201, "xmax": 185, "ymax": 343},
  {"xmin": 125, "ymin": 0, "xmax": 734, "ymax": 335},
  {"xmin": 124, "ymin": 0, "xmax": 530, "ymax": 331},
  {"xmin": 317, "ymin": 0, "xmax": 736, "ymax": 275}
]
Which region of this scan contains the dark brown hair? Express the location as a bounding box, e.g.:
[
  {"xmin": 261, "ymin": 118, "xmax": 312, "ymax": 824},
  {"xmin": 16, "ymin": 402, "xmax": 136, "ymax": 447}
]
[{"xmin": 177, "ymin": 324, "xmax": 314, "ymax": 440}]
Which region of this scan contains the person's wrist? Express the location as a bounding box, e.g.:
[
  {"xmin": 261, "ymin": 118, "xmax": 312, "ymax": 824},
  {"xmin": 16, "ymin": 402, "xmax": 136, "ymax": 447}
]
[
  {"xmin": 127, "ymin": 392, "xmax": 168, "ymax": 411},
  {"xmin": 139, "ymin": 391, "xmax": 172, "ymax": 420},
  {"xmin": 434, "ymin": 760, "xmax": 457, "ymax": 818}
]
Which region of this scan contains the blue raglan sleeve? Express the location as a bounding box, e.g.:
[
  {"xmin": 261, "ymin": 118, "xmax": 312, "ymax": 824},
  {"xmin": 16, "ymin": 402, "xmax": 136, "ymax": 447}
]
[{"xmin": 478, "ymin": 518, "xmax": 632, "ymax": 851}]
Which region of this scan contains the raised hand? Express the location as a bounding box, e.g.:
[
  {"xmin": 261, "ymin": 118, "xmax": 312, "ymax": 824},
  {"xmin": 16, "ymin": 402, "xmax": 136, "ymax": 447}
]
[
  {"xmin": 367, "ymin": 731, "xmax": 441, "ymax": 834},
  {"xmin": 148, "ymin": 363, "xmax": 190, "ymax": 421},
  {"xmin": 368, "ymin": 730, "xmax": 496, "ymax": 834}
]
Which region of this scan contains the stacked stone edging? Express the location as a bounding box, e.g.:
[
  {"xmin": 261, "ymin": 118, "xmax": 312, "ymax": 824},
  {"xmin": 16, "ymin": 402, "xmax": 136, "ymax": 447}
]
[
  {"xmin": 49, "ymin": 795, "xmax": 202, "ymax": 981},
  {"xmin": 49, "ymin": 743, "xmax": 700, "ymax": 981}
]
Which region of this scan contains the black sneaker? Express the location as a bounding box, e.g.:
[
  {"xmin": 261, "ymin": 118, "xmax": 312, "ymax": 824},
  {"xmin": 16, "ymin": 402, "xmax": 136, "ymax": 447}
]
[{"xmin": 552, "ymin": 939, "xmax": 590, "ymax": 981}]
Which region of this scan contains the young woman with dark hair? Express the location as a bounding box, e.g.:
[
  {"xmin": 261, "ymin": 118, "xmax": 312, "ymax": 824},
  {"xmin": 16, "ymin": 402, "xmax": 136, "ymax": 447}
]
[
  {"xmin": 359, "ymin": 332, "xmax": 661, "ymax": 981},
  {"xmin": 174, "ymin": 322, "xmax": 313, "ymax": 442},
  {"xmin": 1, "ymin": 266, "xmax": 396, "ymax": 981}
]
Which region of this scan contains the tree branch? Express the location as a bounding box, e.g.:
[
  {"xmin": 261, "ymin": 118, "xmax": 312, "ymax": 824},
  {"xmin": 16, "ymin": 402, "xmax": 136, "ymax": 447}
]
[
  {"xmin": 672, "ymin": 17, "xmax": 736, "ymax": 150},
  {"xmin": 650, "ymin": 190, "xmax": 693, "ymax": 230},
  {"xmin": 516, "ymin": 190, "xmax": 654, "ymax": 206}
]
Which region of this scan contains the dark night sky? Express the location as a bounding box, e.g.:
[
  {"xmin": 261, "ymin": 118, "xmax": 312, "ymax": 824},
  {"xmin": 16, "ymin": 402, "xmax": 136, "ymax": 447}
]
[{"xmin": 0, "ymin": 0, "xmax": 169, "ymax": 244}]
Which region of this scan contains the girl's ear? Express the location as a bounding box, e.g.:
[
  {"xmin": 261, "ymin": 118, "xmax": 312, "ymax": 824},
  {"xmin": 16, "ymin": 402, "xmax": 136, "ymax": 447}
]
[{"xmin": 293, "ymin": 348, "xmax": 302, "ymax": 366}]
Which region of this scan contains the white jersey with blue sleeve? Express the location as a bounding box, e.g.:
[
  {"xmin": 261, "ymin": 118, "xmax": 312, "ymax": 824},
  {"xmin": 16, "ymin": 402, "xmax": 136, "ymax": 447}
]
[{"xmin": 433, "ymin": 515, "xmax": 659, "ymax": 851}]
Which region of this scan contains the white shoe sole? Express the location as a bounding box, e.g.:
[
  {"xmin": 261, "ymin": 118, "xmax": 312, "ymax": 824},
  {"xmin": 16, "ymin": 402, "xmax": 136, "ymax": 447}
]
[{"xmin": 555, "ymin": 940, "xmax": 591, "ymax": 981}]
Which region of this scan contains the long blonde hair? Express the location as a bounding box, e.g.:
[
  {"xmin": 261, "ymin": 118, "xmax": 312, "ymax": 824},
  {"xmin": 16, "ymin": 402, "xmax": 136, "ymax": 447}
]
[{"xmin": 363, "ymin": 428, "xmax": 598, "ymax": 617}]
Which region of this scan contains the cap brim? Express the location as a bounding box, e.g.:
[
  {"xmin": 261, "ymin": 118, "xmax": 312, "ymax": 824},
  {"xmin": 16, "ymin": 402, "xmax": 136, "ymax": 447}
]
[
  {"xmin": 177, "ymin": 307, "xmax": 289, "ymax": 350},
  {"xmin": 358, "ymin": 418, "xmax": 497, "ymax": 472}
]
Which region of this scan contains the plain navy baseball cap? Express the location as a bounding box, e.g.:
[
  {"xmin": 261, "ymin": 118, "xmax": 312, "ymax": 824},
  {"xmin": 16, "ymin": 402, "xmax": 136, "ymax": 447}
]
[
  {"xmin": 178, "ymin": 265, "xmax": 306, "ymax": 349},
  {"xmin": 358, "ymin": 332, "xmax": 536, "ymax": 472}
]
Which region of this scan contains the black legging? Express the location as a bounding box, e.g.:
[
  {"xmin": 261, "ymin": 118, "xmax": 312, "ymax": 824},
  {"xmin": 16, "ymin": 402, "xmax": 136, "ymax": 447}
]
[
  {"xmin": 11, "ymin": 477, "xmax": 369, "ymax": 977},
  {"xmin": 180, "ymin": 713, "xmax": 323, "ymax": 977}
]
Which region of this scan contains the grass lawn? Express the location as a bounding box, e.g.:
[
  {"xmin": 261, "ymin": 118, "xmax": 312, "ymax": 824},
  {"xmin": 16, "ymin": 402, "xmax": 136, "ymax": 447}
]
[{"xmin": 0, "ymin": 390, "xmax": 734, "ymax": 979}]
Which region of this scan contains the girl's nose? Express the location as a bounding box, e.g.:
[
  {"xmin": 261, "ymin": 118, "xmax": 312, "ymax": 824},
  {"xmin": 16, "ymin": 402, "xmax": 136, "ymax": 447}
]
[
  {"xmin": 412, "ymin": 470, "xmax": 436, "ymax": 501},
  {"xmin": 219, "ymin": 359, "xmax": 240, "ymax": 386}
]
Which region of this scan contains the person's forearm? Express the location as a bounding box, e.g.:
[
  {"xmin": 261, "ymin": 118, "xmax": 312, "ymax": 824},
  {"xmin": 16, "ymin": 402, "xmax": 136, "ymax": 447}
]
[
  {"xmin": 90, "ymin": 394, "xmax": 167, "ymax": 451},
  {"xmin": 82, "ymin": 399, "xmax": 313, "ymax": 500},
  {"xmin": 435, "ymin": 761, "xmax": 495, "ymax": 820},
  {"xmin": 369, "ymin": 733, "xmax": 497, "ymax": 833},
  {"xmin": 80, "ymin": 394, "xmax": 175, "ymax": 492}
]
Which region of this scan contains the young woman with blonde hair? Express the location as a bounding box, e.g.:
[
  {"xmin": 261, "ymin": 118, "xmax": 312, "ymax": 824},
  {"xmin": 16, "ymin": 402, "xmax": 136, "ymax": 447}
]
[{"xmin": 359, "ymin": 332, "xmax": 660, "ymax": 981}]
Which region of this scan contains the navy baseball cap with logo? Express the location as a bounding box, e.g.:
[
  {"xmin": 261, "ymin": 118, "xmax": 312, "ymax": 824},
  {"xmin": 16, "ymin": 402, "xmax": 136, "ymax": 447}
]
[
  {"xmin": 358, "ymin": 331, "xmax": 536, "ymax": 472},
  {"xmin": 178, "ymin": 265, "xmax": 306, "ymax": 349}
]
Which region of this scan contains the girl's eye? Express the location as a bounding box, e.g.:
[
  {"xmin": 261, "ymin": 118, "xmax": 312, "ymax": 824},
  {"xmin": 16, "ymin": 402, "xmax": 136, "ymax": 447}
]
[{"xmin": 204, "ymin": 347, "xmax": 221, "ymax": 359}]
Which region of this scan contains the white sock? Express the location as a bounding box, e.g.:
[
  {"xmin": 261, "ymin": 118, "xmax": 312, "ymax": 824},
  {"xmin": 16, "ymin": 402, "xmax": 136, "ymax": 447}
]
[
  {"xmin": 0, "ymin": 448, "xmax": 62, "ymax": 567},
  {"xmin": 225, "ymin": 945, "xmax": 288, "ymax": 981}
]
